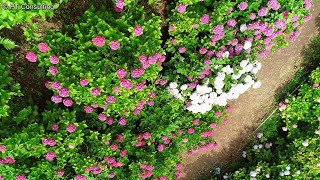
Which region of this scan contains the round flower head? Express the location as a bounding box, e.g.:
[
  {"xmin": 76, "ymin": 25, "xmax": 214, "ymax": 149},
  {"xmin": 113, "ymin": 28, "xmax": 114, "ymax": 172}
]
[
  {"xmin": 116, "ymin": 0, "xmax": 124, "ymax": 9},
  {"xmin": 75, "ymin": 175, "xmax": 86, "ymax": 180},
  {"xmin": 0, "ymin": 145, "xmax": 6, "ymax": 152},
  {"xmin": 92, "ymin": 36, "xmax": 105, "ymax": 47},
  {"xmin": 59, "ymin": 88, "xmax": 69, "ymax": 97},
  {"xmin": 49, "ymin": 66, "xmax": 58, "ymax": 76},
  {"xmin": 26, "ymin": 51, "xmax": 37, "ymax": 62},
  {"xmin": 106, "ymin": 96, "xmax": 116, "ymax": 103},
  {"xmin": 91, "ymin": 88, "xmax": 101, "ymax": 96},
  {"xmin": 84, "ymin": 106, "xmax": 93, "ymax": 113},
  {"xmin": 134, "ymin": 25, "xmax": 143, "ymax": 36},
  {"xmin": 238, "ymin": 2, "xmax": 248, "ymax": 10},
  {"xmin": 267, "ymin": 0, "xmax": 280, "ymax": 10},
  {"xmin": 80, "ymin": 78, "xmax": 89, "ymax": 86},
  {"xmin": 51, "ymin": 95, "xmax": 62, "ymax": 104},
  {"xmin": 50, "ymin": 55, "xmax": 59, "ymax": 64},
  {"xmin": 119, "ymin": 118, "xmax": 127, "ymax": 125},
  {"xmin": 109, "ymin": 40, "xmax": 120, "ymax": 50},
  {"xmin": 57, "ymin": 170, "xmax": 64, "ymax": 177},
  {"xmin": 38, "ymin": 42, "xmax": 49, "ymax": 53},
  {"xmin": 63, "ymin": 98, "xmax": 73, "ymax": 107},
  {"xmin": 200, "ymin": 14, "xmax": 210, "ymax": 24},
  {"xmin": 176, "ymin": 4, "xmax": 187, "ymax": 13},
  {"xmin": 227, "ymin": 19, "xmax": 237, "ymax": 27},
  {"xmin": 98, "ymin": 113, "xmax": 107, "ymax": 121},
  {"xmin": 51, "ymin": 81, "xmax": 61, "ymax": 90},
  {"xmin": 131, "ymin": 68, "xmax": 145, "ymax": 78},
  {"xmin": 169, "ymin": 26, "xmax": 175, "ymax": 31},
  {"xmin": 258, "ymin": 7, "xmax": 268, "ymax": 17},
  {"xmin": 52, "ymin": 124, "xmax": 59, "ymax": 131},
  {"xmin": 66, "ymin": 123, "xmax": 76, "ymax": 133},
  {"xmin": 108, "ymin": 172, "xmax": 115, "ymax": 178},
  {"xmin": 250, "ymin": 13, "xmax": 256, "ymax": 20},
  {"xmin": 120, "ymin": 79, "xmax": 133, "ymax": 89},
  {"xmin": 179, "ymin": 47, "xmax": 186, "ymax": 53},
  {"xmin": 45, "ymin": 151, "xmax": 56, "ymax": 161},
  {"xmin": 16, "ymin": 174, "xmax": 26, "ymax": 180},
  {"xmin": 117, "ymin": 68, "xmax": 127, "ymax": 79}
]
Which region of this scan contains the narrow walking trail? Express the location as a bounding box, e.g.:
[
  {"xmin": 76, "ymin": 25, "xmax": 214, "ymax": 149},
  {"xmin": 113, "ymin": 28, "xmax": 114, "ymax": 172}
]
[{"xmin": 181, "ymin": 3, "xmax": 320, "ymax": 180}]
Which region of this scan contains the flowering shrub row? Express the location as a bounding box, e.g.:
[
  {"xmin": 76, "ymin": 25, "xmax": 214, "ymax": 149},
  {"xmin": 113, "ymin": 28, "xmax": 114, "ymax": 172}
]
[
  {"xmin": 0, "ymin": 0, "xmax": 68, "ymax": 29},
  {"xmin": 28, "ymin": 3, "xmax": 164, "ymax": 117},
  {"xmin": 221, "ymin": 67, "xmax": 320, "ymax": 179},
  {"xmin": 164, "ymin": 0, "xmax": 311, "ymax": 111},
  {"xmin": 0, "ymin": 88, "xmax": 230, "ymax": 179},
  {"xmin": 0, "ymin": 50, "xmax": 21, "ymax": 118}
]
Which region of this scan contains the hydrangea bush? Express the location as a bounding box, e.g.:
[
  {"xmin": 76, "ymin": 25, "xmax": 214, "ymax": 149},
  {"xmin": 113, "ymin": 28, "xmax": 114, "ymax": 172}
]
[
  {"xmin": 220, "ymin": 68, "xmax": 320, "ymax": 179},
  {"xmin": 0, "ymin": 0, "xmax": 315, "ymax": 179},
  {"xmin": 29, "ymin": 3, "xmax": 164, "ymax": 117},
  {"xmin": 0, "ymin": 50, "xmax": 21, "ymax": 117},
  {"xmin": 0, "ymin": 0, "xmax": 68, "ymax": 29}
]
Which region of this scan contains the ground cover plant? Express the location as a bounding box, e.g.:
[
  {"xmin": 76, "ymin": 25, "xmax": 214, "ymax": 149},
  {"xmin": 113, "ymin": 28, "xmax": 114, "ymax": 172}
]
[{"xmin": 0, "ymin": 0, "xmax": 316, "ymax": 179}]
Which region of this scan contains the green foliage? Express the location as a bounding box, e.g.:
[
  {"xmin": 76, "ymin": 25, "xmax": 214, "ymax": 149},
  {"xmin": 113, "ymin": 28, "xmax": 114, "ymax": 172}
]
[{"xmin": 0, "ymin": 36, "xmax": 16, "ymax": 50}]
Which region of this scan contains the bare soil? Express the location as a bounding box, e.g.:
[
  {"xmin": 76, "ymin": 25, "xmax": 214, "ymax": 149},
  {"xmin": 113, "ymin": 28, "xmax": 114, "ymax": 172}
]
[{"xmin": 181, "ymin": 2, "xmax": 320, "ymax": 180}]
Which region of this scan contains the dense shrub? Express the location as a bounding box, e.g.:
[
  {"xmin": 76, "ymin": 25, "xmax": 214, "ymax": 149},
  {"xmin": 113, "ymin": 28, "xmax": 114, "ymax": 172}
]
[
  {"xmin": 0, "ymin": 0, "xmax": 68, "ymax": 29},
  {"xmin": 0, "ymin": 50, "xmax": 21, "ymax": 117},
  {"xmin": 219, "ymin": 68, "xmax": 320, "ymax": 179},
  {"xmin": 29, "ymin": 2, "xmax": 164, "ymax": 117}
]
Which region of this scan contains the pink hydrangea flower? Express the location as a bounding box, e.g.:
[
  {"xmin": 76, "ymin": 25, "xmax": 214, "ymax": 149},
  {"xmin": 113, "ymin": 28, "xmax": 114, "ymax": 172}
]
[
  {"xmin": 109, "ymin": 40, "xmax": 120, "ymax": 50},
  {"xmin": 147, "ymin": 100, "xmax": 154, "ymax": 106},
  {"xmin": 49, "ymin": 55, "xmax": 59, "ymax": 64},
  {"xmin": 131, "ymin": 68, "xmax": 145, "ymax": 78},
  {"xmin": 92, "ymin": 36, "xmax": 105, "ymax": 47},
  {"xmin": 227, "ymin": 19, "xmax": 237, "ymax": 27},
  {"xmin": 120, "ymin": 79, "xmax": 133, "ymax": 89},
  {"xmin": 204, "ymin": 59, "xmax": 211, "ymax": 66},
  {"xmin": 106, "ymin": 118, "xmax": 113, "ymax": 125},
  {"xmin": 51, "ymin": 95, "xmax": 62, "ymax": 104},
  {"xmin": 15, "ymin": 174, "xmax": 26, "ymax": 180},
  {"xmin": 116, "ymin": 68, "xmax": 126, "ymax": 78},
  {"xmin": 120, "ymin": 150, "xmax": 127, "ymax": 157},
  {"xmin": 215, "ymin": 112, "xmax": 221, "ymax": 117},
  {"xmin": 267, "ymin": 0, "xmax": 280, "ymax": 10},
  {"xmin": 26, "ymin": 51, "xmax": 37, "ymax": 62},
  {"xmin": 258, "ymin": 7, "xmax": 268, "ymax": 17},
  {"xmin": 171, "ymin": 39, "xmax": 177, "ymax": 45},
  {"xmin": 84, "ymin": 106, "xmax": 93, "ymax": 113},
  {"xmin": 250, "ymin": 13, "xmax": 256, "ymax": 20},
  {"xmin": 136, "ymin": 82, "xmax": 145, "ymax": 91},
  {"xmin": 51, "ymin": 81, "xmax": 61, "ymax": 90},
  {"xmin": 116, "ymin": 0, "xmax": 124, "ymax": 9},
  {"xmin": 58, "ymin": 88, "xmax": 69, "ymax": 97},
  {"xmin": 179, "ymin": 47, "xmax": 186, "ymax": 53},
  {"xmin": 134, "ymin": 25, "xmax": 143, "ymax": 36},
  {"xmin": 193, "ymin": 119, "xmax": 199, "ymax": 125},
  {"xmin": 200, "ymin": 14, "xmax": 210, "ymax": 24},
  {"xmin": 52, "ymin": 124, "xmax": 59, "ymax": 131},
  {"xmin": 157, "ymin": 144, "xmax": 165, "ymax": 152},
  {"xmin": 91, "ymin": 88, "xmax": 101, "ymax": 96},
  {"xmin": 48, "ymin": 66, "xmax": 58, "ymax": 76},
  {"xmin": 80, "ymin": 78, "xmax": 89, "ymax": 86},
  {"xmin": 119, "ymin": 118, "xmax": 127, "ymax": 125},
  {"xmin": 38, "ymin": 42, "xmax": 49, "ymax": 53},
  {"xmin": 113, "ymin": 87, "xmax": 121, "ymax": 94},
  {"xmin": 212, "ymin": 25, "xmax": 224, "ymax": 35},
  {"xmin": 176, "ymin": 163, "xmax": 183, "ymax": 170},
  {"xmin": 169, "ymin": 26, "xmax": 175, "ymax": 31},
  {"xmin": 0, "ymin": 145, "xmax": 6, "ymax": 152},
  {"xmin": 75, "ymin": 175, "xmax": 86, "ymax": 180},
  {"xmin": 45, "ymin": 151, "xmax": 56, "ymax": 161},
  {"xmin": 188, "ymin": 128, "xmax": 195, "ymax": 134},
  {"xmin": 66, "ymin": 123, "xmax": 76, "ymax": 133},
  {"xmin": 98, "ymin": 113, "xmax": 107, "ymax": 121},
  {"xmin": 63, "ymin": 98, "xmax": 73, "ymax": 107},
  {"xmin": 108, "ymin": 172, "xmax": 115, "ymax": 178},
  {"xmin": 238, "ymin": 2, "xmax": 248, "ymax": 10},
  {"xmin": 106, "ymin": 96, "xmax": 116, "ymax": 103},
  {"xmin": 143, "ymin": 132, "xmax": 151, "ymax": 139},
  {"xmin": 57, "ymin": 170, "xmax": 64, "ymax": 177},
  {"xmin": 199, "ymin": 48, "xmax": 207, "ymax": 54},
  {"xmin": 176, "ymin": 4, "xmax": 187, "ymax": 13},
  {"xmin": 290, "ymin": 14, "xmax": 299, "ymax": 22},
  {"xmin": 111, "ymin": 144, "xmax": 118, "ymax": 151}
]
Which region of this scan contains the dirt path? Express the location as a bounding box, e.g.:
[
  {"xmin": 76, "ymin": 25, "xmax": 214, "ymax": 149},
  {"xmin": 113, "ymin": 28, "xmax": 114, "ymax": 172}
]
[{"xmin": 181, "ymin": 3, "xmax": 320, "ymax": 180}]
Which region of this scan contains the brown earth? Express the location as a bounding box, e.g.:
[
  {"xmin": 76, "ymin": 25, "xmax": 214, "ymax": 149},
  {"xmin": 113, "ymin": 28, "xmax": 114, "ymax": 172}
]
[{"xmin": 181, "ymin": 2, "xmax": 320, "ymax": 180}]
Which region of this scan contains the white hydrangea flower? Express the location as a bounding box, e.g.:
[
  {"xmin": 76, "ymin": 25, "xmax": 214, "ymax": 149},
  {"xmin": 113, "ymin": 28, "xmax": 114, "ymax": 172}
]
[
  {"xmin": 244, "ymin": 41, "xmax": 252, "ymax": 50},
  {"xmin": 169, "ymin": 82, "xmax": 178, "ymax": 89},
  {"xmin": 240, "ymin": 24, "xmax": 247, "ymax": 32},
  {"xmin": 302, "ymin": 141, "xmax": 309, "ymax": 147},
  {"xmin": 284, "ymin": 170, "xmax": 290, "ymax": 176},
  {"xmin": 180, "ymin": 84, "xmax": 188, "ymax": 91},
  {"xmin": 222, "ymin": 51, "xmax": 230, "ymax": 58},
  {"xmin": 250, "ymin": 171, "xmax": 257, "ymax": 177},
  {"xmin": 240, "ymin": 60, "xmax": 249, "ymax": 68}
]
